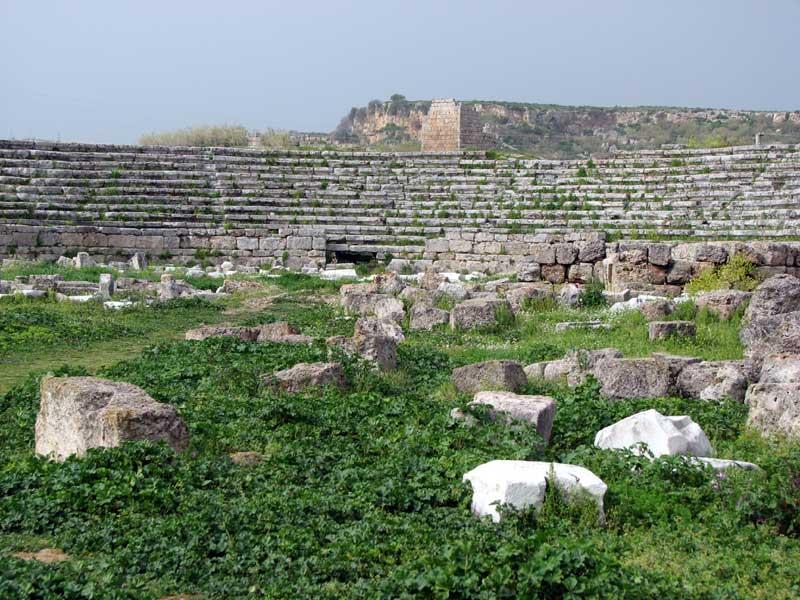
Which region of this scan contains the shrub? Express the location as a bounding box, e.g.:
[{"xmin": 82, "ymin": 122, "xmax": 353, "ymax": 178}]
[
  {"xmin": 139, "ymin": 125, "xmax": 249, "ymax": 147},
  {"xmin": 685, "ymin": 254, "xmax": 762, "ymax": 294},
  {"xmin": 577, "ymin": 278, "xmax": 607, "ymax": 308},
  {"xmin": 258, "ymin": 128, "xmax": 293, "ymax": 149}
]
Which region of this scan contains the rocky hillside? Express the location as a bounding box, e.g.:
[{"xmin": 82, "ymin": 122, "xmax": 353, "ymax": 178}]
[{"xmin": 333, "ymin": 95, "xmax": 800, "ymax": 158}]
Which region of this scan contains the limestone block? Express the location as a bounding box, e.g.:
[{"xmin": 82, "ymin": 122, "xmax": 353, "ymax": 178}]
[
  {"xmin": 469, "ymin": 391, "xmax": 556, "ymax": 441},
  {"xmin": 450, "ymin": 297, "xmax": 512, "ymax": 330},
  {"xmin": 36, "ymin": 376, "xmax": 189, "ymax": 461},
  {"xmin": 268, "ymin": 362, "xmax": 345, "ymax": 393},
  {"xmin": 695, "ymin": 290, "xmax": 751, "ymax": 320},
  {"xmin": 541, "ymin": 264, "xmax": 566, "ymax": 284},
  {"xmin": 529, "ymin": 243, "xmax": 555, "ymax": 265},
  {"xmin": 594, "ymin": 409, "xmax": 713, "ymax": 457},
  {"xmin": 555, "ymin": 243, "xmax": 578, "ymax": 265},
  {"xmin": 463, "ymin": 460, "xmax": 607, "ymax": 523},
  {"xmin": 594, "ymin": 358, "xmax": 671, "ymax": 399},
  {"xmin": 409, "ymin": 304, "xmax": 450, "ymax": 330},
  {"xmin": 451, "ymin": 360, "xmax": 527, "ymax": 394}
]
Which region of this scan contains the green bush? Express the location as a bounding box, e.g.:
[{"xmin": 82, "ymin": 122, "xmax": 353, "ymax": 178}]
[
  {"xmin": 685, "ymin": 254, "xmax": 762, "ymax": 294},
  {"xmin": 577, "ymin": 278, "xmax": 607, "ymax": 308},
  {"xmin": 139, "ymin": 125, "xmax": 249, "ymax": 147}
]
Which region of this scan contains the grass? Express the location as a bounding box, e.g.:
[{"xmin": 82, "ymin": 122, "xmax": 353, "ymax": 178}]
[
  {"xmin": 0, "ymin": 274, "xmax": 798, "ymax": 598},
  {"xmin": 406, "ymin": 301, "xmax": 743, "ymax": 367}
]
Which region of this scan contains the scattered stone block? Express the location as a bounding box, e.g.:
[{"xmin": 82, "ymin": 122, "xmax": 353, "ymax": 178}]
[
  {"xmin": 469, "ymin": 391, "xmax": 556, "ymax": 441},
  {"xmin": 695, "ymin": 289, "xmax": 751, "ymax": 320},
  {"xmin": 554, "ymin": 320, "xmax": 610, "ymax": 333},
  {"xmin": 639, "ymin": 298, "xmax": 674, "ymax": 321},
  {"xmin": 542, "ymin": 348, "xmax": 623, "ymax": 386},
  {"xmin": 74, "ymin": 252, "xmax": 94, "ymax": 269},
  {"xmin": 269, "ymin": 362, "xmax": 345, "ymax": 393},
  {"xmin": 355, "ymin": 317, "xmax": 404, "ymax": 343},
  {"xmin": 463, "ymin": 460, "xmax": 607, "ymax": 523},
  {"xmin": 594, "ymin": 409, "xmax": 713, "ymax": 457},
  {"xmin": 11, "ymin": 548, "xmax": 70, "ymax": 564},
  {"xmin": 374, "ymin": 297, "xmax": 405, "ymax": 324},
  {"xmin": 409, "ymin": 303, "xmax": 450, "ymax": 330},
  {"xmin": 185, "ymin": 325, "xmax": 259, "ymax": 342},
  {"xmin": 450, "ymin": 297, "xmax": 511, "ymax": 330},
  {"xmin": 36, "ymin": 376, "xmax": 189, "ymax": 461},
  {"xmin": 676, "ymin": 361, "xmax": 748, "ymax": 402},
  {"xmin": 451, "ymin": 360, "xmax": 527, "ymax": 394},
  {"xmin": 743, "ymin": 274, "xmax": 800, "ymax": 323},
  {"xmin": 745, "ymin": 382, "xmax": 800, "ymax": 439},
  {"xmin": 159, "ymin": 273, "xmax": 179, "ymax": 301},
  {"xmin": 759, "ymin": 353, "xmax": 800, "ymax": 384},
  {"xmin": 648, "ymin": 320, "xmax": 696, "ymax": 340},
  {"xmin": 98, "ymin": 273, "xmax": 115, "ymax": 299},
  {"xmin": 594, "ymin": 358, "xmax": 671, "ymax": 399}
]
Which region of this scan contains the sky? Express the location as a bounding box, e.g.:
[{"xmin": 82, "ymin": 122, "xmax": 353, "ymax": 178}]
[{"xmin": 1, "ymin": 0, "xmax": 798, "ymax": 144}]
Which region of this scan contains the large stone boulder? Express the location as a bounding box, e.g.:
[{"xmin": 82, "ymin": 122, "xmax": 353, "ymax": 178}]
[
  {"xmin": 740, "ymin": 311, "xmax": 800, "ymax": 378},
  {"xmin": 746, "ymin": 383, "xmax": 800, "ymax": 439},
  {"xmin": 437, "ymin": 282, "xmax": 470, "ymax": 302},
  {"xmin": 350, "ymin": 321, "xmax": 399, "ymax": 371},
  {"xmin": 268, "ymin": 362, "xmax": 345, "ymax": 393},
  {"xmin": 451, "ymin": 360, "xmax": 527, "ymax": 394},
  {"xmin": 648, "ymin": 321, "xmax": 696, "ymax": 341},
  {"xmin": 542, "ymin": 348, "xmax": 623, "ymax": 386},
  {"xmin": 372, "ymin": 271, "xmax": 405, "ymax": 295},
  {"xmin": 594, "ymin": 409, "xmax": 713, "ymax": 457},
  {"xmin": 594, "ymin": 358, "xmax": 671, "ymax": 399},
  {"xmin": 675, "ymin": 361, "xmax": 748, "ymax": 402},
  {"xmin": 695, "ymin": 289, "xmax": 751, "ymax": 320},
  {"xmin": 759, "ymin": 353, "xmax": 800, "ymax": 384},
  {"xmin": 743, "ymin": 274, "xmax": 800, "ymax": 323},
  {"xmin": 450, "ymin": 298, "xmax": 512, "ymax": 330},
  {"xmin": 374, "ymin": 297, "xmax": 405, "ymax": 324},
  {"xmin": 469, "ymin": 391, "xmax": 556, "ymax": 441},
  {"xmin": 341, "ymin": 292, "xmax": 394, "ymax": 317},
  {"xmin": 504, "ymin": 283, "xmax": 552, "ymax": 314},
  {"xmin": 639, "ymin": 299, "xmax": 674, "ymax": 321},
  {"xmin": 159, "ymin": 273, "xmax": 180, "ymax": 301},
  {"xmin": 354, "ymin": 317, "xmax": 404, "ymax": 343},
  {"xmin": 409, "ymin": 303, "xmax": 450, "ymax": 331},
  {"xmin": 36, "ymin": 377, "xmax": 189, "ymax": 461},
  {"xmin": 399, "ymin": 286, "xmax": 432, "ymax": 305},
  {"xmin": 463, "ymin": 460, "xmax": 607, "ymax": 523}
]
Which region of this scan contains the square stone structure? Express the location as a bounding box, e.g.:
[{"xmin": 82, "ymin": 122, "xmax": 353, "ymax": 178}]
[{"xmin": 421, "ymin": 99, "xmax": 492, "ymax": 152}]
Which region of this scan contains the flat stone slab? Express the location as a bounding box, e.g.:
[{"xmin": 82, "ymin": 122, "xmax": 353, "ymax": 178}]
[
  {"xmin": 554, "ymin": 321, "xmax": 610, "ymax": 333},
  {"xmin": 463, "ymin": 460, "xmax": 607, "ymax": 523}
]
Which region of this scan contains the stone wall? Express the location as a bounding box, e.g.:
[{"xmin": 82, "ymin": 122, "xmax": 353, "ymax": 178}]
[
  {"xmin": 420, "ymin": 99, "xmax": 492, "ymax": 152},
  {"xmin": 0, "ymin": 139, "xmax": 798, "ymax": 280},
  {"xmin": 420, "ymin": 99, "xmax": 462, "ymax": 152},
  {"xmin": 411, "ymin": 231, "xmax": 800, "ymax": 295}
]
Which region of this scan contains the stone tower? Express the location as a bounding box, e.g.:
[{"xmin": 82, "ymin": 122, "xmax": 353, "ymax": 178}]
[{"xmin": 421, "ymin": 99, "xmax": 491, "ymax": 152}]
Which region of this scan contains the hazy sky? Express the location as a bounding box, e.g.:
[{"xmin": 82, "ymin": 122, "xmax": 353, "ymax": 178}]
[{"xmin": 2, "ymin": 0, "xmax": 798, "ymax": 143}]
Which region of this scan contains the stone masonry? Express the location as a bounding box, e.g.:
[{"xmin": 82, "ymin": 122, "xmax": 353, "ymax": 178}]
[
  {"xmin": 420, "ymin": 99, "xmax": 492, "ymax": 152},
  {"xmin": 0, "ymin": 139, "xmax": 798, "ymax": 279}
]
